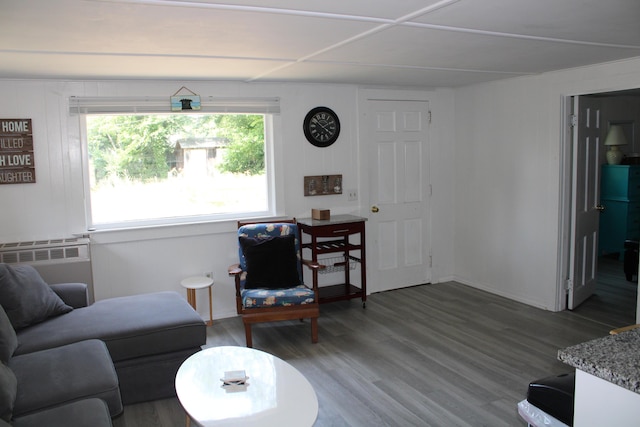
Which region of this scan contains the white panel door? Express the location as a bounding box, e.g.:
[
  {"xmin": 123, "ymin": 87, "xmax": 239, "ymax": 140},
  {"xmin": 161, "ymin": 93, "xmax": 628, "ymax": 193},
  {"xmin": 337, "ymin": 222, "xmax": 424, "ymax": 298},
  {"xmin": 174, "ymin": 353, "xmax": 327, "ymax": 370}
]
[
  {"xmin": 568, "ymin": 96, "xmax": 602, "ymax": 309},
  {"xmin": 366, "ymin": 100, "xmax": 431, "ymax": 293}
]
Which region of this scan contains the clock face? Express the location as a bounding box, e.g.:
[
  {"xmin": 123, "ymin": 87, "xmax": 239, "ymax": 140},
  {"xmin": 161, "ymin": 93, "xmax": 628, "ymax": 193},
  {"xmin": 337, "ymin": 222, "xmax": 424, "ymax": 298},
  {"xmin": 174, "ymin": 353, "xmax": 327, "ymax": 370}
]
[{"xmin": 303, "ymin": 107, "xmax": 340, "ymax": 147}]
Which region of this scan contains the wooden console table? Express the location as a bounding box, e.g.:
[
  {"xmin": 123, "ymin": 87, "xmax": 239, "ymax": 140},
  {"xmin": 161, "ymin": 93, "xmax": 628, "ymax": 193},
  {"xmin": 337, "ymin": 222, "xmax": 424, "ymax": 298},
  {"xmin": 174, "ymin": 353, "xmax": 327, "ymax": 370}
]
[{"xmin": 297, "ymin": 215, "xmax": 367, "ymax": 307}]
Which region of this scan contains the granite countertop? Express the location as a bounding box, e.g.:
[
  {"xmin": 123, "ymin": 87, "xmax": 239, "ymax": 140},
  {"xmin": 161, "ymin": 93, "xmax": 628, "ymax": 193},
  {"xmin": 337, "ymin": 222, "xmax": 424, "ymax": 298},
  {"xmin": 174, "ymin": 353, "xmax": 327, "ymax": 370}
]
[{"xmin": 558, "ymin": 328, "xmax": 640, "ymax": 394}]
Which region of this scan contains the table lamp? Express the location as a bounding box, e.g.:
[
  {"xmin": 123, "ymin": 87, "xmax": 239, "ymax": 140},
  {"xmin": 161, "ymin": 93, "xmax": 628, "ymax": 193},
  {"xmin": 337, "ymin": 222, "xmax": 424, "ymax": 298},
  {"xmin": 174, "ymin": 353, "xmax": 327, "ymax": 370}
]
[{"xmin": 604, "ymin": 125, "xmax": 628, "ymax": 165}]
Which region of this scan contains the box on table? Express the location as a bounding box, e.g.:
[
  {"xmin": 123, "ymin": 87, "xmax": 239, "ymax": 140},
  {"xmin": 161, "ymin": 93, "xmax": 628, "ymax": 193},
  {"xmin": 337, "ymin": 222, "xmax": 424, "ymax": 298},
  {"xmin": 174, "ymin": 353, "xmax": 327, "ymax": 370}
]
[{"xmin": 312, "ymin": 209, "xmax": 330, "ymax": 220}]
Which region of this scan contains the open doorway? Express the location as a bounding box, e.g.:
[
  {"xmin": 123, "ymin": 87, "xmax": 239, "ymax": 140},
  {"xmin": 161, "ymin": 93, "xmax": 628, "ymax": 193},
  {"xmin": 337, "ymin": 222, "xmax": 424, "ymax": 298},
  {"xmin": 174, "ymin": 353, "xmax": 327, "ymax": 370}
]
[
  {"xmin": 561, "ymin": 88, "xmax": 639, "ymax": 328},
  {"xmin": 573, "ymin": 256, "xmax": 638, "ymax": 328}
]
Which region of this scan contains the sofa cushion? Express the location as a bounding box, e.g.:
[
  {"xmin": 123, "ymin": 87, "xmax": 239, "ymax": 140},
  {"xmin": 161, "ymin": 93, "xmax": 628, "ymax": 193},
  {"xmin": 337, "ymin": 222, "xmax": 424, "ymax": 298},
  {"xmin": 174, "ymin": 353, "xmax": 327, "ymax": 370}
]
[
  {"xmin": 14, "ymin": 291, "xmax": 205, "ymax": 362},
  {"xmin": 11, "ymin": 398, "xmax": 113, "ymax": 427},
  {"xmin": 0, "ymin": 264, "xmax": 72, "ymax": 330},
  {"xmin": 0, "ymin": 362, "xmax": 17, "ymax": 422},
  {"xmin": 9, "ymin": 339, "xmax": 122, "ymax": 418},
  {"xmin": 0, "ymin": 306, "xmax": 17, "ymax": 364}
]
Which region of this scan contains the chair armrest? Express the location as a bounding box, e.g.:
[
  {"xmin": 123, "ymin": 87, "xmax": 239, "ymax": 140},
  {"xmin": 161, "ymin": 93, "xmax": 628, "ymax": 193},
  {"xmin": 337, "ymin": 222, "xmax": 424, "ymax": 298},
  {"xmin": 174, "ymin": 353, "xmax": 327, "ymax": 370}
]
[
  {"xmin": 228, "ymin": 264, "xmax": 245, "ymax": 309},
  {"xmin": 49, "ymin": 283, "xmax": 89, "ymax": 308},
  {"xmin": 301, "ymin": 259, "xmax": 325, "ymax": 295},
  {"xmin": 228, "ymin": 264, "xmax": 242, "ymax": 276},
  {"xmin": 301, "ymin": 259, "xmax": 325, "ymax": 271}
]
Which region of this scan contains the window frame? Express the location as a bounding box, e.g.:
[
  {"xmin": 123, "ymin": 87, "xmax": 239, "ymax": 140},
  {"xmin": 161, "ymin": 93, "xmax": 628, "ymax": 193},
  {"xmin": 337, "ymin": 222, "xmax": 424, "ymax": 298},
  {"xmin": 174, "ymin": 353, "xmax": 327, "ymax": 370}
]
[{"xmin": 72, "ymin": 97, "xmax": 281, "ymax": 231}]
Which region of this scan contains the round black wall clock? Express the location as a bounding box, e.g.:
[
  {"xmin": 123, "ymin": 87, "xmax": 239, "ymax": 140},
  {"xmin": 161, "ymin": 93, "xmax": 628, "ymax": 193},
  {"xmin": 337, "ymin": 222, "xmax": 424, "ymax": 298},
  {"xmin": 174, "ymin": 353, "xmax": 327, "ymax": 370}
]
[{"xmin": 303, "ymin": 106, "xmax": 340, "ymax": 147}]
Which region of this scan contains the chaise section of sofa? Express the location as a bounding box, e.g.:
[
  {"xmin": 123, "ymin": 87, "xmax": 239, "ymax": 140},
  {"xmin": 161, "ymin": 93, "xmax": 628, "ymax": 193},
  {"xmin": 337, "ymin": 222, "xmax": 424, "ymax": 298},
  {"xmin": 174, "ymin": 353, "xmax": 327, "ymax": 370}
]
[
  {"xmin": 0, "ymin": 263, "xmax": 207, "ymax": 405},
  {"xmin": 15, "ymin": 290, "xmax": 206, "ymax": 403}
]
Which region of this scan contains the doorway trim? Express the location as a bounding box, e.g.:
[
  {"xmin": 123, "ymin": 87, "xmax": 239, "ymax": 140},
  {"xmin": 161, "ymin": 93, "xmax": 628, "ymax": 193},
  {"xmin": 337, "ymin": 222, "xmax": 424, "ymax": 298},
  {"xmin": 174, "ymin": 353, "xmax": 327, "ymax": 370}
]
[
  {"xmin": 558, "ymin": 89, "xmax": 640, "ymax": 321},
  {"xmin": 557, "ymin": 95, "xmax": 573, "ymax": 312}
]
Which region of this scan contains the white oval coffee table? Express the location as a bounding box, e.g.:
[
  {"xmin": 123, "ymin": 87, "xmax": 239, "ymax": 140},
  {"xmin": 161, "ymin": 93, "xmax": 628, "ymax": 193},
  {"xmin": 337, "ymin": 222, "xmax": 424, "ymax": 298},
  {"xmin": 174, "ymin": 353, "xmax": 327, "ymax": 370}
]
[{"xmin": 175, "ymin": 346, "xmax": 318, "ymax": 427}]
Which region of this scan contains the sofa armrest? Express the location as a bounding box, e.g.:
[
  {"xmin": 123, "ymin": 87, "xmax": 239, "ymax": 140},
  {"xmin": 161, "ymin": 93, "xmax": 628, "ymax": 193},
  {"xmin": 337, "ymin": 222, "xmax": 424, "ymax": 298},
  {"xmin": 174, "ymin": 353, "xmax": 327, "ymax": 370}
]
[{"xmin": 49, "ymin": 283, "xmax": 89, "ymax": 308}]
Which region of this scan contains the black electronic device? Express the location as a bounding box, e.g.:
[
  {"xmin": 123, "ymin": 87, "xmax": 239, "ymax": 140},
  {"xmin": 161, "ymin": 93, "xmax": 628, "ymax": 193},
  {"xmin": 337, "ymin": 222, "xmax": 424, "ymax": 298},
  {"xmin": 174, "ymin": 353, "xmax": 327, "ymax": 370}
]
[{"xmin": 527, "ymin": 372, "xmax": 575, "ymax": 426}]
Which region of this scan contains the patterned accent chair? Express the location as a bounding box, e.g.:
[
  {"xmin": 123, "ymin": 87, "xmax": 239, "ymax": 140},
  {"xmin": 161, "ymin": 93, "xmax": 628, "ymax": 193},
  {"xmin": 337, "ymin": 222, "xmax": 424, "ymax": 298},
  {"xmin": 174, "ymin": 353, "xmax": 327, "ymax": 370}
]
[{"xmin": 228, "ymin": 219, "xmax": 323, "ymax": 348}]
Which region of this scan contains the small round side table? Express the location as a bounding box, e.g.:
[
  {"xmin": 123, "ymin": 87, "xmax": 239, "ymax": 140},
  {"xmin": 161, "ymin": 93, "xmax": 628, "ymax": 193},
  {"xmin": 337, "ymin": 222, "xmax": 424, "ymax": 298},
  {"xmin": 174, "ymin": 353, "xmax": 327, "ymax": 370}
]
[{"xmin": 180, "ymin": 276, "xmax": 214, "ymax": 326}]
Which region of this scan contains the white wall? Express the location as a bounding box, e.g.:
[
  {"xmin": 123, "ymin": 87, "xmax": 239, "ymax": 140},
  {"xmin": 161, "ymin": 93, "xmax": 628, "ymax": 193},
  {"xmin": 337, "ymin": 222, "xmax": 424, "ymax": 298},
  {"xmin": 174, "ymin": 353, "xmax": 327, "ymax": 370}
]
[
  {"xmin": 5, "ymin": 56, "xmax": 638, "ymax": 322},
  {"xmin": 453, "ymin": 56, "xmax": 640, "ymax": 311},
  {"xmin": 0, "ymin": 79, "xmax": 455, "ymax": 321}
]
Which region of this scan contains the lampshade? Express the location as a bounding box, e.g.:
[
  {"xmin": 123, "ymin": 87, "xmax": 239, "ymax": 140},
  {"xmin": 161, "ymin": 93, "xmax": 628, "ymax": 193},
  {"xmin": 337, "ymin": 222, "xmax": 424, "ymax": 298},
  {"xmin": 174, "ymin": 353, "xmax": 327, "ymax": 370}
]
[{"xmin": 604, "ymin": 125, "xmax": 628, "ymax": 146}]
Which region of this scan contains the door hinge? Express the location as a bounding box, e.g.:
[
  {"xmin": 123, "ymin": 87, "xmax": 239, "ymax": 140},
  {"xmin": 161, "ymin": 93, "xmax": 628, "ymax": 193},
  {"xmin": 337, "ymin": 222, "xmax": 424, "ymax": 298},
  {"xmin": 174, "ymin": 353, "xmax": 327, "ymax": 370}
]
[
  {"xmin": 565, "ymin": 278, "xmax": 573, "ymax": 292},
  {"xmin": 428, "ymin": 110, "xmax": 432, "ymax": 124},
  {"xmin": 570, "ymin": 114, "xmax": 578, "ymax": 127}
]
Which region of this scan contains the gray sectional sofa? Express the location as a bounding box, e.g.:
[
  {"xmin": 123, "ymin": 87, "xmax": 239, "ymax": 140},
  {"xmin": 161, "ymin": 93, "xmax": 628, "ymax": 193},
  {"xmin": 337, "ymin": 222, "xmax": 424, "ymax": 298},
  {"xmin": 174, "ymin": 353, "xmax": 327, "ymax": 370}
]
[{"xmin": 0, "ymin": 263, "xmax": 207, "ymax": 426}]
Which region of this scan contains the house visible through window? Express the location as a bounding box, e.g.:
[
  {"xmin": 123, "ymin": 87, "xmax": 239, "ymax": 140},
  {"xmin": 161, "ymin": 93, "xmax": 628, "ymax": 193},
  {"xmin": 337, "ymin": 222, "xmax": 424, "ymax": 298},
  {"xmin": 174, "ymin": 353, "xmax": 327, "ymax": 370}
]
[{"xmin": 84, "ymin": 113, "xmax": 270, "ymax": 228}]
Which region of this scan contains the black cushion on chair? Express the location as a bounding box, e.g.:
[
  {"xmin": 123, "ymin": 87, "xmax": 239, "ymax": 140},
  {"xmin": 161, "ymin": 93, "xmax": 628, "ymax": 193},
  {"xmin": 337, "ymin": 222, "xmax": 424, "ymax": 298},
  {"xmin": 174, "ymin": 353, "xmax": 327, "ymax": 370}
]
[{"xmin": 239, "ymin": 235, "xmax": 301, "ymax": 289}]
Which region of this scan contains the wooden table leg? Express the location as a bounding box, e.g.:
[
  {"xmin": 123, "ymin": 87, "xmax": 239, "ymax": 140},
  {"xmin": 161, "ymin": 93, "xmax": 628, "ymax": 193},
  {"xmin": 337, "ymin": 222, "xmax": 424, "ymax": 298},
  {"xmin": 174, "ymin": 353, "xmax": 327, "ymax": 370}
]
[{"xmin": 186, "ymin": 289, "xmax": 196, "ymax": 309}]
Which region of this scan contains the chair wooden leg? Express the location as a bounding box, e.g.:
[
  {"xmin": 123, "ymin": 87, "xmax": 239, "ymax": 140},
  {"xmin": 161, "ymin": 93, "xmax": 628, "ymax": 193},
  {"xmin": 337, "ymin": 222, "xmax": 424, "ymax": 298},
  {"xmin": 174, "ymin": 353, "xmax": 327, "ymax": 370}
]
[
  {"xmin": 244, "ymin": 323, "xmax": 253, "ymax": 348},
  {"xmin": 311, "ymin": 318, "xmax": 318, "ymax": 343}
]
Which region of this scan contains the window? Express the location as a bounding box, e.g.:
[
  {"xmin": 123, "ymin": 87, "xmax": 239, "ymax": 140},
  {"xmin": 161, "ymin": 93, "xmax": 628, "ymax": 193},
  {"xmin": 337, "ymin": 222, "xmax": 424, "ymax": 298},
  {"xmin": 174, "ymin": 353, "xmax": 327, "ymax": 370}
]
[{"xmin": 72, "ymin": 97, "xmax": 279, "ymax": 229}]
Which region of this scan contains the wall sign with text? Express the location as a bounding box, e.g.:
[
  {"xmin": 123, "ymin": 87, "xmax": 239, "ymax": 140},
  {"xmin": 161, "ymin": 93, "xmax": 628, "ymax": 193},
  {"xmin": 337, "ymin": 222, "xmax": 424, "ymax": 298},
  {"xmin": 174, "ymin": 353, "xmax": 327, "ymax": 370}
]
[{"xmin": 0, "ymin": 119, "xmax": 35, "ymax": 184}]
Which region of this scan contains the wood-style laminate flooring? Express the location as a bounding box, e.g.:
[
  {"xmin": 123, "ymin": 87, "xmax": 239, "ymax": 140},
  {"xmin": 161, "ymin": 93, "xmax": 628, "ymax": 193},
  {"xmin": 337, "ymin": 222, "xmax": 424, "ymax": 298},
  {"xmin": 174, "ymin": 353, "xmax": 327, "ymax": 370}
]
[{"xmin": 113, "ymin": 258, "xmax": 637, "ymax": 427}]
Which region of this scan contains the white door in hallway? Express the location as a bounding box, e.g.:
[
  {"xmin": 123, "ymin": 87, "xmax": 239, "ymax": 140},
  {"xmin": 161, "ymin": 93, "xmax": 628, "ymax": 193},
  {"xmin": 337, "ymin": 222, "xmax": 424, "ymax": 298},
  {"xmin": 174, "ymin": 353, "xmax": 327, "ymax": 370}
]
[
  {"xmin": 568, "ymin": 96, "xmax": 602, "ymax": 309},
  {"xmin": 365, "ymin": 100, "xmax": 431, "ymax": 293}
]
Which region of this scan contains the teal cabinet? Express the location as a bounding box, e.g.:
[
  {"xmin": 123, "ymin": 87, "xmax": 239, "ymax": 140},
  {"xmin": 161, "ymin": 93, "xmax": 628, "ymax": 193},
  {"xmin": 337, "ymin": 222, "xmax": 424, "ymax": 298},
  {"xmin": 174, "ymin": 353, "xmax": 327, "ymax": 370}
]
[{"xmin": 599, "ymin": 165, "xmax": 640, "ymax": 257}]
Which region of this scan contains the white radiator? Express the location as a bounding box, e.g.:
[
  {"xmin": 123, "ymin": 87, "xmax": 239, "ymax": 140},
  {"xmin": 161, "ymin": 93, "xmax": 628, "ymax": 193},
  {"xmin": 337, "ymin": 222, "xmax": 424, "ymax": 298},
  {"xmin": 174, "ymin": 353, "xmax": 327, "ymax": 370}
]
[{"xmin": 0, "ymin": 237, "xmax": 94, "ymax": 303}]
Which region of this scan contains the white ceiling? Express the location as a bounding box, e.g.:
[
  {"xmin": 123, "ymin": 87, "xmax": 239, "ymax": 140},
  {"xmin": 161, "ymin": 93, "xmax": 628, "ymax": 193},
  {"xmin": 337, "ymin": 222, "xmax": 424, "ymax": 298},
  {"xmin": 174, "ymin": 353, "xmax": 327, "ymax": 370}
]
[{"xmin": 2, "ymin": 0, "xmax": 640, "ymax": 87}]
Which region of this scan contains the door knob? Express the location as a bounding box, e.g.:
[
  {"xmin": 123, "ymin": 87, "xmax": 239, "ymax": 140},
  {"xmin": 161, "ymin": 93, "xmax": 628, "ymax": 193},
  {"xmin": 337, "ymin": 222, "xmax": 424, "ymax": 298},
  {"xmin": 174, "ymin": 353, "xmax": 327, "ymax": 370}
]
[
  {"xmin": 595, "ymin": 205, "xmax": 605, "ymax": 212},
  {"xmin": 371, "ymin": 206, "xmax": 379, "ymax": 213}
]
